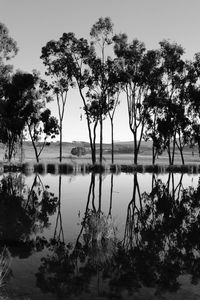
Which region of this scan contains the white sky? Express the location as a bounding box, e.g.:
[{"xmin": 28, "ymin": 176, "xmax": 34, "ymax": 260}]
[{"xmin": 1, "ymin": 0, "xmax": 200, "ymax": 142}]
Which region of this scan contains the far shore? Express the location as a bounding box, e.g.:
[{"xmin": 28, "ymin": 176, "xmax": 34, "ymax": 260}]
[
  {"xmin": 1, "ymin": 141, "xmax": 200, "ymax": 168},
  {"xmin": 13, "ymin": 152, "xmax": 200, "ymax": 166}
]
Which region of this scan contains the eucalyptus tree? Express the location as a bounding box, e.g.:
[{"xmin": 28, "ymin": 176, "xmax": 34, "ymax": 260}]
[
  {"xmin": 89, "ymin": 17, "xmax": 114, "ymax": 164},
  {"xmin": 41, "ymin": 32, "xmax": 99, "ymax": 164},
  {"xmin": 0, "ymin": 22, "xmax": 18, "ymax": 160},
  {"xmin": 185, "ymin": 53, "xmax": 200, "ymax": 157},
  {"xmin": 86, "ymin": 55, "xmax": 119, "ymax": 164},
  {"xmin": 0, "ymin": 71, "xmax": 59, "ymax": 162},
  {"xmin": 21, "ymin": 72, "xmax": 59, "ymax": 163},
  {"xmin": 113, "ymin": 34, "xmax": 160, "ymax": 164},
  {"xmin": 143, "ymin": 91, "xmax": 166, "ymax": 165},
  {"xmin": 26, "ymin": 107, "xmax": 59, "ymax": 163},
  {"xmin": 41, "ymin": 40, "xmax": 75, "ymax": 162},
  {"xmin": 106, "ymin": 59, "xmax": 121, "ymax": 164},
  {"xmin": 0, "ymin": 22, "xmax": 18, "ymax": 97},
  {"xmin": 108, "ymin": 90, "xmax": 120, "ymax": 164},
  {"xmin": 41, "ymin": 18, "xmax": 116, "ymax": 165},
  {"xmin": 157, "ymin": 40, "xmax": 187, "ymax": 165},
  {"xmin": 0, "ymin": 72, "xmax": 29, "ymax": 161}
]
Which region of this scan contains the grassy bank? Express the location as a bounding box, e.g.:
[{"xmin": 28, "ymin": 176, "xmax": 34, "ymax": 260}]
[{"xmin": 1, "ymin": 141, "xmax": 200, "ymax": 174}]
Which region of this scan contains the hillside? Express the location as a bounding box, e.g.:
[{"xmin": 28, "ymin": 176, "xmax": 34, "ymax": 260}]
[{"xmin": 0, "ymin": 140, "xmax": 199, "ymax": 165}]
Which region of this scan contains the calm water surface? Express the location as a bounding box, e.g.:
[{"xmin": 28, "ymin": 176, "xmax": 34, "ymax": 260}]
[{"xmin": 0, "ymin": 171, "xmax": 200, "ymax": 299}]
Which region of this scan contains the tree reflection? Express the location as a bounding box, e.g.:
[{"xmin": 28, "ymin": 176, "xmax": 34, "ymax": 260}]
[
  {"xmin": 53, "ymin": 175, "xmax": 64, "ymax": 243},
  {"xmin": 35, "ymin": 172, "xmax": 200, "ymax": 299},
  {"xmin": 36, "ymin": 172, "xmax": 118, "ymax": 299},
  {"xmin": 0, "ymin": 172, "xmax": 58, "ymax": 258},
  {"xmin": 0, "ymin": 247, "xmax": 12, "ymax": 287},
  {"xmin": 111, "ymin": 172, "xmax": 200, "ymax": 297}
]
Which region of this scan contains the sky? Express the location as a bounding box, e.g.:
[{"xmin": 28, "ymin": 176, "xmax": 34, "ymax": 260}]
[{"xmin": 1, "ymin": 0, "xmax": 200, "ymax": 143}]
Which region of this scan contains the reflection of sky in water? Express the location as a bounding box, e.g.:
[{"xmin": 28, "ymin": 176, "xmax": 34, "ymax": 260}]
[{"xmin": 25, "ymin": 172, "xmax": 200, "ymax": 242}]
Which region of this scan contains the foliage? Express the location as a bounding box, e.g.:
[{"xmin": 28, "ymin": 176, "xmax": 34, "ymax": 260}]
[
  {"xmin": 113, "ymin": 33, "xmax": 161, "ymax": 164},
  {"xmin": 0, "ymin": 22, "xmax": 18, "ymax": 98},
  {"xmin": 0, "ymin": 70, "xmax": 59, "ymax": 162},
  {"xmin": 71, "ymin": 146, "xmax": 86, "ymax": 157},
  {"xmin": 0, "ymin": 173, "xmax": 58, "ymax": 258}
]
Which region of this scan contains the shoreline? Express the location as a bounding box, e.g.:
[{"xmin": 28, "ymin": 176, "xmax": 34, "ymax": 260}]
[{"xmin": 1, "ymin": 160, "xmax": 200, "ymax": 175}]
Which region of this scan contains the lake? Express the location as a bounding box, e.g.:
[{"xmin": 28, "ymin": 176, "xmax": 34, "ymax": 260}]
[{"xmin": 0, "ymin": 168, "xmax": 200, "ymax": 299}]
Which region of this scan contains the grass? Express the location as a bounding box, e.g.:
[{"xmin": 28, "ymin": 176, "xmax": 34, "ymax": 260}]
[{"xmin": 1, "ymin": 141, "xmax": 200, "ymax": 174}]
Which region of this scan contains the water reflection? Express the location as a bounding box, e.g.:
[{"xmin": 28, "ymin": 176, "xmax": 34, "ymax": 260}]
[
  {"xmin": 0, "ymin": 247, "xmax": 12, "ymax": 288},
  {"xmin": 36, "ymin": 172, "xmax": 118, "ymax": 299},
  {"xmin": 0, "ymin": 172, "xmax": 58, "ymax": 292},
  {"xmin": 1, "ymin": 171, "xmax": 200, "ymax": 299},
  {"xmin": 118, "ymin": 172, "xmax": 200, "ymax": 297}
]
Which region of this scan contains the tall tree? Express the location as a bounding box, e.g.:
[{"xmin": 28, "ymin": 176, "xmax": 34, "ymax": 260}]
[
  {"xmin": 0, "ymin": 71, "xmax": 59, "ymax": 162},
  {"xmin": 0, "ymin": 72, "xmax": 29, "ymax": 161},
  {"xmin": 157, "ymin": 40, "xmax": 186, "ymax": 165},
  {"xmin": 185, "ymin": 53, "xmax": 200, "ymax": 158},
  {"xmin": 106, "ymin": 59, "xmax": 121, "ymax": 164},
  {"xmin": 26, "ymin": 107, "xmax": 59, "ymax": 163},
  {"xmin": 41, "ymin": 33, "xmax": 98, "ymax": 164},
  {"xmin": 113, "ymin": 34, "xmax": 160, "ymax": 164},
  {"xmin": 41, "ymin": 40, "xmax": 74, "ymax": 162},
  {"xmin": 0, "ymin": 22, "xmax": 18, "ymax": 161},
  {"xmin": 0, "ymin": 22, "xmax": 18, "ymax": 89},
  {"xmin": 90, "ymin": 17, "xmax": 114, "ymax": 164}
]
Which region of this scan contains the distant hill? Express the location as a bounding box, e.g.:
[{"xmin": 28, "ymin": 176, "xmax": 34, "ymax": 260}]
[{"xmin": 0, "ymin": 139, "xmax": 196, "ymax": 158}]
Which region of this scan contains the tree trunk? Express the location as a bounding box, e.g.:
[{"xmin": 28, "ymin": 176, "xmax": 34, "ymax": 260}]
[
  {"xmin": 111, "ymin": 119, "xmax": 114, "ymax": 164},
  {"xmin": 79, "ymin": 88, "xmax": 96, "ymax": 165},
  {"xmin": 99, "ymin": 115, "xmax": 103, "ymax": 164},
  {"xmin": 92, "ymin": 120, "xmax": 98, "ymax": 165},
  {"xmin": 152, "ymin": 143, "xmax": 156, "ymax": 165},
  {"xmin": 133, "ymin": 131, "xmax": 138, "ymax": 165},
  {"xmin": 176, "ymin": 130, "xmax": 185, "ymax": 165},
  {"xmin": 31, "ymin": 139, "xmax": 39, "ymax": 163},
  {"xmin": 171, "ymin": 135, "xmax": 176, "ymax": 165},
  {"xmin": 167, "ymin": 139, "xmax": 172, "ymax": 165},
  {"xmin": 27, "ymin": 123, "xmax": 39, "ymax": 163},
  {"xmin": 179, "ymin": 147, "xmax": 185, "ymax": 165}
]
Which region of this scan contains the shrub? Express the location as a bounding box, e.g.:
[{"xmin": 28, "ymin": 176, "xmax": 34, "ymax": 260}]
[{"xmin": 71, "ymin": 146, "xmax": 86, "ymax": 157}]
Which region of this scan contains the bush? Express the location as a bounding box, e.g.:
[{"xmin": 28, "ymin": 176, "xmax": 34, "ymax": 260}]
[{"xmin": 71, "ymin": 146, "xmax": 86, "ymax": 157}]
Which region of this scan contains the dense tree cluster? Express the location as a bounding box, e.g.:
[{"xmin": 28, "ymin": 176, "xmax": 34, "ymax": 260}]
[
  {"xmin": 40, "ymin": 17, "xmax": 200, "ymax": 165},
  {"xmin": 0, "ymin": 23, "xmax": 59, "ymax": 163},
  {"xmin": 1, "ymin": 18, "xmax": 200, "ymax": 164}
]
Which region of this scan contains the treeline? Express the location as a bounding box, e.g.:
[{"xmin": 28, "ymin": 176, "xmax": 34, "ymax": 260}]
[{"xmin": 1, "ymin": 18, "xmax": 200, "ymax": 165}]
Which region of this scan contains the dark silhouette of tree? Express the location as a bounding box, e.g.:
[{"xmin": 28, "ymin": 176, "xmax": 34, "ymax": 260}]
[
  {"xmin": 0, "ymin": 22, "xmax": 18, "ymax": 98},
  {"xmin": 41, "ymin": 32, "xmax": 99, "ymax": 164},
  {"xmin": 113, "ymin": 34, "xmax": 160, "ymax": 164},
  {"xmin": 41, "ymin": 38, "xmax": 75, "ymax": 162},
  {"xmin": 0, "ymin": 72, "xmax": 32, "ymax": 161},
  {"xmin": 89, "ymin": 17, "xmax": 114, "ymax": 164},
  {"xmin": 108, "ymin": 172, "xmax": 200, "ymax": 297},
  {"xmin": 0, "ymin": 172, "xmax": 58, "ymax": 258},
  {"xmin": 41, "ymin": 18, "xmax": 117, "ymax": 165},
  {"xmin": 186, "ymin": 53, "xmax": 200, "ymax": 157},
  {"xmin": 123, "ymin": 173, "xmax": 142, "ymax": 250},
  {"xmin": 36, "ymin": 172, "xmax": 118, "ymax": 299},
  {"xmin": 26, "ymin": 105, "xmax": 59, "ymax": 163},
  {"xmin": 108, "ymin": 89, "xmax": 120, "ymax": 164},
  {"xmin": 156, "ymin": 40, "xmax": 187, "ymax": 165},
  {"xmin": 143, "ymin": 92, "xmax": 166, "ymax": 164},
  {"xmin": 0, "ymin": 71, "xmax": 59, "ymax": 162}
]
